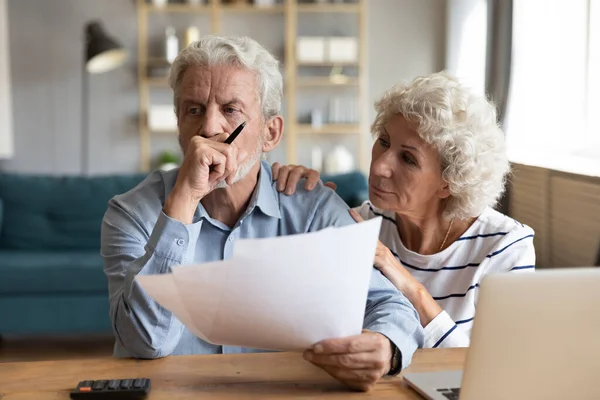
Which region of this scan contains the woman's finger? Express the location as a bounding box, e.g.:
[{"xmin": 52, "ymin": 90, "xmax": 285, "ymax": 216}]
[
  {"xmin": 349, "ymin": 208, "xmax": 364, "ymax": 223},
  {"xmin": 276, "ymin": 166, "xmax": 291, "ymax": 192},
  {"xmin": 271, "ymin": 162, "xmax": 281, "ymax": 180},
  {"xmin": 285, "ymin": 167, "xmax": 306, "ymax": 195},
  {"xmin": 304, "ymin": 169, "xmax": 321, "ymax": 191},
  {"xmin": 373, "ymin": 242, "xmax": 395, "ymax": 271},
  {"xmin": 324, "ymin": 181, "xmax": 337, "ymax": 191}
]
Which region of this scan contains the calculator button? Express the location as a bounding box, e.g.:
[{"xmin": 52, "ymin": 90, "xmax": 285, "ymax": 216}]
[
  {"xmin": 133, "ymin": 378, "xmax": 145, "ymax": 388},
  {"xmin": 120, "ymin": 379, "xmax": 132, "ymax": 389},
  {"xmin": 107, "ymin": 380, "xmax": 120, "ymax": 390},
  {"xmin": 79, "ymin": 387, "xmax": 92, "ymax": 392},
  {"xmin": 92, "ymin": 380, "xmax": 106, "ymax": 390},
  {"xmin": 79, "ymin": 381, "xmax": 93, "ymax": 388}
]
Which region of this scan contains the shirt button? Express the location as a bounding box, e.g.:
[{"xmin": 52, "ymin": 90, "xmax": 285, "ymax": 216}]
[
  {"xmin": 228, "ymin": 236, "xmax": 234, "ymax": 242},
  {"xmin": 176, "ymin": 239, "xmax": 185, "ymax": 246}
]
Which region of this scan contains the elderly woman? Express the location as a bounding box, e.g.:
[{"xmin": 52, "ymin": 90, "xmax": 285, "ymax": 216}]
[{"xmin": 274, "ymin": 72, "xmax": 535, "ymax": 348}]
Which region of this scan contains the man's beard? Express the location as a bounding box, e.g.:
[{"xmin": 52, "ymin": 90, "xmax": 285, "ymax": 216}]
[{"xmin": 215, "ymin": 136, "xmax": 263, "ymax": 189}]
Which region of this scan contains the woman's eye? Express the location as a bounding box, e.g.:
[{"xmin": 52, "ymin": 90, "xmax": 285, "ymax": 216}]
[
  {"xmin": 377, "ymin": 138, "xmax": 390, "ymax": 148},
  {"xmin": 403, "ymin": 153, "xmax": 416, "ymax": 165}
]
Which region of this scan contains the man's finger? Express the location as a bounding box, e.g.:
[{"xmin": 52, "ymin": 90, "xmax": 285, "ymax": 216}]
[
  {"xmin": 319, "ymin": 365, "xmax": 379, "ymax": 392},
  {"xmin": 304, "ymin": 351, "xmax": 377, "ymax": 369},
  {"xmin": 224, "ymin": 146, "xmax": 238, "ymax": 185},
  {"xmin": 312, "ymin": 334, "xmax": 377, "ymax": 355},
  {"xmin": 204, "ymin": 150, "xmax": 226, "ymax": 181},
  {"xmin": 349, "ymin": 208, "xmax": 364, "ymax": 223}
]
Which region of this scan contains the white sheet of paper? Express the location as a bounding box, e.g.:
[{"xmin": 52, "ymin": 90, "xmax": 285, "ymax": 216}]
[{"xmin": 136, "ymin": 217, "xmax": 382, "ymax": 351}]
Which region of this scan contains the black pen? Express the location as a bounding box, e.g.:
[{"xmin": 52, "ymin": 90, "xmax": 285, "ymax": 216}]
[
  {"xmin": 224, "ymin": 121, "xmax": 246, "ymax": 144},
  {"xmin": 208, "ymin": 121, "xmax": 246, "ymax": 173}
]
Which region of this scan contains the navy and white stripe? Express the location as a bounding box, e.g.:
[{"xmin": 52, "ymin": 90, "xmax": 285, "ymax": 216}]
[{"xmin": 357, "ymin": 201, "xmax": 536, "ymax": 348}]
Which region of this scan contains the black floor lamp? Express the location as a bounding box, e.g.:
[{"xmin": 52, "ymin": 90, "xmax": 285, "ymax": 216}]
[{"xmin": 81, "ymin": 20, "xmax": 128, "ymax": 175}]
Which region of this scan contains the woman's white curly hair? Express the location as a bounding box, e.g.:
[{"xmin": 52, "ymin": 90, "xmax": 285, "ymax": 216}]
[{"xmin": 371, "ymin": 71, "xmax": 510, "ymax": 220}]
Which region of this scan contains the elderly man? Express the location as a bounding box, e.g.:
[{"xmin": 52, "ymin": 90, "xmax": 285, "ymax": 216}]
[{"xmin": 101, "ymin": 35, "xmax": 423, "ymax": 391}]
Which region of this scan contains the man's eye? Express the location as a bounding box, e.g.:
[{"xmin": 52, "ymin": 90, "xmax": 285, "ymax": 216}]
[
  {"xmin": 189, "ymin": 107, "xmax": 201, "ymax": 115},
  {"xmin": 224, "ymin": 107, "xmax": 237, "ymax": 114}
]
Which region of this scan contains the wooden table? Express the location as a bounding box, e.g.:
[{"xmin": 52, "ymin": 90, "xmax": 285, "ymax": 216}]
[{"xmin": 0, "ymin": 348, "xmax": 466, "ymax": 399}]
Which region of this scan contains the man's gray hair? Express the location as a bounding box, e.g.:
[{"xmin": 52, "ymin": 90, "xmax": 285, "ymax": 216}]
[{"xmin": 169, "ymin": 35, "xmax": 283, "ymax": 120}]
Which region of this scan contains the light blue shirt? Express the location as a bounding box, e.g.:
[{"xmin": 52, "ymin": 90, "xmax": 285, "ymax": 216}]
[{"xmin": 101, "ymin": 160, "xmax": 423, "ymax": 369}]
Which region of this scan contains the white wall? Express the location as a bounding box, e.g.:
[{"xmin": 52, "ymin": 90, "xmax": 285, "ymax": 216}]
[
  {"xmin": 0, "ymin": 0, "xmax": 446, "ymax": 174},
  {"xmin": 364, "ymin": 0, "xmax": 446, "ymax": 170},
  {"xmin": 445, "ymin": 0, "xmax": 487, "ymax": 95},
  {"xmin": 0, "ymin": 0, "xmax": 13, "ymax": 159}
]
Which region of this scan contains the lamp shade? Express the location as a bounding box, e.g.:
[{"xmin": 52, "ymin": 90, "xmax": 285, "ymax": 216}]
[{"xmin": 85, "ymin": 21, "xmax": 128, "ymax": 74}]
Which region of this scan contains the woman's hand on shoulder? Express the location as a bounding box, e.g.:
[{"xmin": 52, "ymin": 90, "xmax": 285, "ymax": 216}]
[{"xmin": 271, "ymin": 162, "xmax": 337, "ymax": 195}]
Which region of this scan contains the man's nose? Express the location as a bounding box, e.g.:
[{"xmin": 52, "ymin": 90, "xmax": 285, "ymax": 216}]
[{"xmin": 198, "ymin": 108, "xmax": 226, "ymax": 139}]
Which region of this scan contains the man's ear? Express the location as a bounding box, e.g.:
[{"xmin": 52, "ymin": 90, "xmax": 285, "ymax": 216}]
[{"xmin": 261, "ymin": 115, "xmax": 284, "ymax": 153}]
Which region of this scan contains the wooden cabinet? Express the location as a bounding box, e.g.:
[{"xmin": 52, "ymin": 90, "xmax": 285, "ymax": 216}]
[{"xmin": 509, "ymin": 164, "xmax": 600, "ymax": 268}]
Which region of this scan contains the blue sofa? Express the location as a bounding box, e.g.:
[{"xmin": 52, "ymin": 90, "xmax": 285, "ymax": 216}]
[
  {"xmin": 0, "ymin": 173, "xmax": 147, "ymax": 335},
  {"xmin": 0, "ymin": 169, "xmax": 368, "ymax": 336}
]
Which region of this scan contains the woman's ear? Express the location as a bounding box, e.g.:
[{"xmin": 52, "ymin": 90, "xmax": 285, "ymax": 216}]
[
  {"xmin": 437, "ymin": 181, "xmax": 451, "ymax": 199},
  {"xmin": 261, "ymin": 115, "xmax": 284, "ymax": 153}
]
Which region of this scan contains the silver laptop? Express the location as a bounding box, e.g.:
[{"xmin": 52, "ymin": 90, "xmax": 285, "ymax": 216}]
[{"xmin": 404, "ymin": 267, "xmax": 600, "ymax": 400}]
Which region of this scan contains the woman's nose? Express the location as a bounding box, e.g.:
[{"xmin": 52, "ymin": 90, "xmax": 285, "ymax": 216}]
[{"xmin": 371, "ymin": 152, "xmax": 394, "ymax": 179}]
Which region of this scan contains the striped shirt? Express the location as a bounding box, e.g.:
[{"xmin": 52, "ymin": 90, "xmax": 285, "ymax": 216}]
[{"xmin": 357, "ymin": 201, "xmax": 536, "ymax": 348}]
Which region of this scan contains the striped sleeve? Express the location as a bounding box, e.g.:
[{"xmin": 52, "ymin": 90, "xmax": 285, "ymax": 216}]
[
  {"xmin": 485, "ymin": 225, "xmax": 536, "ymax": 274},
  {"xmin": 422, "ymin": 311, "xmax": 468, "ymax": 348},
  {"xmin": 423, "ymin": 226, "xmax": 536, "ymax": 348}
]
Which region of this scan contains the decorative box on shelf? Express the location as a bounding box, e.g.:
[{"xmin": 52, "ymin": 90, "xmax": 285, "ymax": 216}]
[
  {"xmin": 148, "ymin": 105, "xmax": 177, "ymax": 132},
  {"xmin": 296, "ymin": 37, "xmax": 327, "ymax": 63},
  {"xmin": 327, "ymin": 37, "xmax": 358, "ymax": 63}
]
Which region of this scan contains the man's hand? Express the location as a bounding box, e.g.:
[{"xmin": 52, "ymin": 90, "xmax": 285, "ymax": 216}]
[
  {"xmin": 303, "ymin": 331, "xmax": 393, "ymax": 392},
  {"xmin": 164, "ymin": 136, "xmax": 245, "ymax": 224}
]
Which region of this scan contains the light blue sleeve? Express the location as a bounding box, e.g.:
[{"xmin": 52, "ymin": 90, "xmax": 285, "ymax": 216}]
[
  {"xmin": 306, "ymin": 185, "xmax": 424, "ymax": 369},
  {"xmin": 101, "ymin": 197, "xmax": 202, "ymax": 359}
]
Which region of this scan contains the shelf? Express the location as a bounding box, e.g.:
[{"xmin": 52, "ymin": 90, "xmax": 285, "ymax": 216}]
[
  {"xmin": 297, "ymin": 124, "xmax": 360, "ymax": 134},
  {"xmin": 149, "ymin": 127, "xmax": 178, "ymax": 134},
  {"xmin": 297, "ymin": 3, "xmax": 359, "ymax": 13},
  {"xmin": 221, "ymin": 4, "xmax": 285, "ymax": 13},
  {"xmin": 145, "ymin": 77, "xmax": 170, "ymax": 86},
  {"xmin": 296, "ymin": 61, "xmax": 359, "ymax": 67},
  {"xmin": 137, "ymin": 0, "xmax": 367, "ymax": 171},
  {"xmin": 145, "ymin": 3, "xmax": 212, "ymax": 13},
  {"xmin": 147, "ymin": 57, "xmax": 172, "ymax": 66},
  {"xmin": 297, "ymin": 77, "xmax": 359, "ymax": 87}
]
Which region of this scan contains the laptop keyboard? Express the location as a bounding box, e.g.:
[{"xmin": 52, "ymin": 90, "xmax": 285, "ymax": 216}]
[{"xmin": 437, "ymin": 387, "xmax": 461, "ymax": 400}]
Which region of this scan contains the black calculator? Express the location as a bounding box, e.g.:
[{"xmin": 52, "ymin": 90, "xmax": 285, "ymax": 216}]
[{"xmin": 70, "ymin": 378, "xmax": 151, "ymax": 399}]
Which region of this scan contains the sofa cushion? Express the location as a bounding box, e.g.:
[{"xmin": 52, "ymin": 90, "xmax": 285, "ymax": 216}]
[
  {"xmin": 0, "ymin": 250, "xmax": 108, "ymax": 294},
  {"xmin": 0, "ymin": 173, "xmax": 147, "ymax": 250},
  {"xmin": 0, "ymin": 198, "xmax": 3, "ymax": 237},
  {"xmin": 321, "ymin": 170, "xmax": 369, "ymax": 208}
]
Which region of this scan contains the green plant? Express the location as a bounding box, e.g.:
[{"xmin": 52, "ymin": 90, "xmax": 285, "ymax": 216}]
[{"xmin": 157, "ymin": 150, "xmax": 181, "ymax": 165}]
